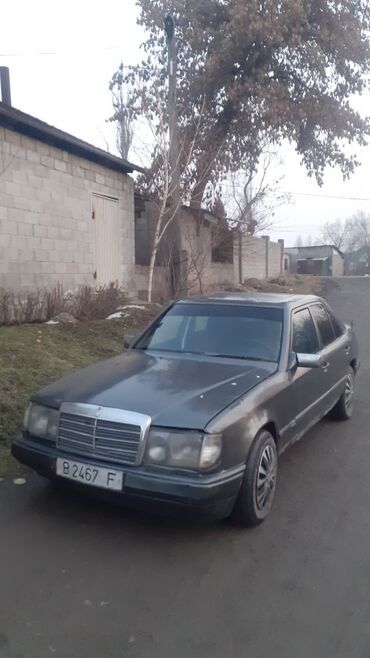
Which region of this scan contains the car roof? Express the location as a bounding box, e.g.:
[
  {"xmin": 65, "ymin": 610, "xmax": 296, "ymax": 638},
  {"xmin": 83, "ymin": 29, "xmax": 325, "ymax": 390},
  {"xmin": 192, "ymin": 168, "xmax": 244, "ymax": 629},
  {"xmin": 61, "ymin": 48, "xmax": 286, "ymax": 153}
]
[{"xmin": 176, "ymin": 292, "xmax": 321, "ymax": 307}]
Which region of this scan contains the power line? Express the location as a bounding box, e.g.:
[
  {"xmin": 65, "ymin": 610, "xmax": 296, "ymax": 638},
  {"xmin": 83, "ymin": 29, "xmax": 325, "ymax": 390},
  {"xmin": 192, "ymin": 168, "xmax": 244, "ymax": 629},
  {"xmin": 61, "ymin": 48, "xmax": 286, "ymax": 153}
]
[
  {"xmin": 293, "ymin": 192, "xmax": 370, "ymax": 202},
  {"xmin": 0, "ymin": 47, "xmax": 159, "ymax": 70}
]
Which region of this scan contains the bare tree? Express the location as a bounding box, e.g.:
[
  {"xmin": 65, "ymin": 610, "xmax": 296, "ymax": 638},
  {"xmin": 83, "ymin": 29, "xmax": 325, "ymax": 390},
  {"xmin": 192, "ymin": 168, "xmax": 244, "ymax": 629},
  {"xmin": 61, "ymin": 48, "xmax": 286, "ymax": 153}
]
[
  {"xmin": 226, "ymin": 149, "xmax": 290, "ymax": 235},
  {"xmin": 320, "ymin": 219, "xmax": 350, "ymax": 251},
  {"xmin": 346, "ymin": 211, "xmax": 370, "ymax": 251},
  {"xmin": 107, "ymin": 65, "xmax": 135, "ymax": 160},
  {"xmin": 136, "ymin": 92, "xmax": 223, "ymax": 302},
  {"xmin": 139, "ymin": 95, "xmax": 218, "ymax": 302}
]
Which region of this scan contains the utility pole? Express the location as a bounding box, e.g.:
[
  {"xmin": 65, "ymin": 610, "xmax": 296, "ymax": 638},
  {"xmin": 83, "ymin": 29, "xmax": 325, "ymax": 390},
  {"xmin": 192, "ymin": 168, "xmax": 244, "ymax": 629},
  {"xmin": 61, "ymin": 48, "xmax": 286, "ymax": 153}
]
[{"xmin": 164, "ymin": 14, "xmax": 182, "ymax": 296}]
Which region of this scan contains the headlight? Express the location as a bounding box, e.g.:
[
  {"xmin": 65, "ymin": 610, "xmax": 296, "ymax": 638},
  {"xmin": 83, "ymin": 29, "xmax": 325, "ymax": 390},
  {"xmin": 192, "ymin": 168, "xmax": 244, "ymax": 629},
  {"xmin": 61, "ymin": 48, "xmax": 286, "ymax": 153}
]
[
  {"xmin": 24, "ymin": 403, "xmax": 59, "ymax": 442},
  {"xmin": 144, "ymin": 429, "xmax": 222, "ymax": 470}
]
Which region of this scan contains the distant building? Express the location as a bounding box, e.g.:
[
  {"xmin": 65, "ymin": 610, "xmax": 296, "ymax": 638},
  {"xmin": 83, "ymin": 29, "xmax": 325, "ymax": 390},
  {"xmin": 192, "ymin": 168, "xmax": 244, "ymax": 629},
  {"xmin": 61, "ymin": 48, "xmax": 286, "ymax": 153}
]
[
  {"xmin": 344, "ymin": 246, "xmax": 370, "ymax": 276},
  {"xmin": 284, "ymin": 245, "xmax": 344, "ymax": 277}
]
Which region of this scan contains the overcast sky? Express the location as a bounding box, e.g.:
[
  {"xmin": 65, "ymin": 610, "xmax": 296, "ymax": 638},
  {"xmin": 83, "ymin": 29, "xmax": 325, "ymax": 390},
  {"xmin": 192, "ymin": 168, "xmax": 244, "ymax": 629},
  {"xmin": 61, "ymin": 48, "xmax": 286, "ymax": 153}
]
[{"xmin": 2, "ymin": 0, "xmax": 370, "ymax": 246}]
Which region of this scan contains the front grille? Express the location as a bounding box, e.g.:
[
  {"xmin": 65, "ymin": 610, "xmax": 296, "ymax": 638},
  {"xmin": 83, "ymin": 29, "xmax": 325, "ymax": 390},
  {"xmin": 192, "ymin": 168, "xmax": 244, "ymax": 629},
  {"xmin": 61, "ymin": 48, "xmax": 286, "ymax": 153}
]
[{"xmin": 58, "ymin": 412, "xmax": 143, "ymax": 465}]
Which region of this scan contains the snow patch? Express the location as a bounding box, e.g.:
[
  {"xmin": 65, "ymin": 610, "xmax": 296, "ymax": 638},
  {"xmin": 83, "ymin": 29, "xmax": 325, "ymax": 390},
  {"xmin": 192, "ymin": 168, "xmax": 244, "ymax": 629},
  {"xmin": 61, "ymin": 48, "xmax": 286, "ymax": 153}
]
[
  {"xmin": 106, "ymin": 312, "xmax": 124, "ymax": 320},
  {"xmin": 118, "ymin": 304, "xmax": 147, "ymax": 311}
]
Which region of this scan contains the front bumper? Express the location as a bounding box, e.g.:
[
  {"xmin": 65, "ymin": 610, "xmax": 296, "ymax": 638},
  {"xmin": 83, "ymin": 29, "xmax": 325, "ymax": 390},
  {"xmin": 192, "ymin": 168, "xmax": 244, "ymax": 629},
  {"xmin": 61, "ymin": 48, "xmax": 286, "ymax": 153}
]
[{"xmin": 12, "ymin": 437, "xmax": 245, "ymax": 520}]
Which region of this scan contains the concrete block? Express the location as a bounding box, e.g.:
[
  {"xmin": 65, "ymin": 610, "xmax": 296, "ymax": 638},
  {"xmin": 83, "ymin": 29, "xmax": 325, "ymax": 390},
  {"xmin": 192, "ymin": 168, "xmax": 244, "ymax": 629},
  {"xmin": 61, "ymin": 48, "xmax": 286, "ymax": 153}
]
[
  {"xmin": 85, "ymin": 170, "xmax": 96, "ymax": 182},
  {"xmin": 34, "ymin": 225, "xmax": 48, "ymax": 238},
  {"xmin": 41, "ymin": 155, "xmax": 53, "ymax": 168},
  {"xmin": 27, "ymin": 150, "xmax": 40, "ymax": 163},
  {"xmin": 55, "ymin": 262, "xmax": 67, "ymax": 274},
  {"xmin": 55, "ymin": 160, "xmax": 67, "ymax": 173},
  {"xmin": 5, "ymin": 181, "xmax": 20, "ymax": 197},
  {"xmin": 7, "ymin": 207, "xmax": 23, "ymax": 222},
  {"xmin": 21, "ymin": 136, "xmax": 37, "ymax": 151},
  {"xmin": 18, "ymin": 223, "xmax": 33, "ymax": 237},
  {"xmin": 36, "ymin": 189, "xmax": 52, "ymax": 203},
  {"xmin": 28, "ymin": 175, "xmax": 44, "ymax": 189},
  {"xmin": 0, "ymin": 233, "xmax": 11, "ymax": 248},
  {"xmin": 4, "ymin": 129, "xmax": 21, "ymax": 145},
  {"xmin": 47, "ymin": 227, "xmax": 59, "ymax": 239},
  {"xmin": 2, "ymin": 219, "xmax": 18, "ymax": 235},
  {"xmin": 37, "ymin": 142, "xmax": 51, "ymax": 156},
  {"xmin": 40, "ymin": 261, "xmax": 55, "ymax": 274},
  {"xmin": 41, "ymin": 237, "xmax": 54, "ymax": 251},
  {"xmin": 9, "ymin": 143, "xmax": 26, "ymax": 158}
]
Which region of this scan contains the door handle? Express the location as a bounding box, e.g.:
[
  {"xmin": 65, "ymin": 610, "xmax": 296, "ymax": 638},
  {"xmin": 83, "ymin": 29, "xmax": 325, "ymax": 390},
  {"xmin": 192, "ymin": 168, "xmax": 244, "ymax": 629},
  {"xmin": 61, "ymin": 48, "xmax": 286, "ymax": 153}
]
[
  {"xmin": 344, "ymin": 346, "xmax": 351, "ymax": 355},
  {"xmin": 321, "ymin": 361, "xmax": 330, "ymax": 370}
]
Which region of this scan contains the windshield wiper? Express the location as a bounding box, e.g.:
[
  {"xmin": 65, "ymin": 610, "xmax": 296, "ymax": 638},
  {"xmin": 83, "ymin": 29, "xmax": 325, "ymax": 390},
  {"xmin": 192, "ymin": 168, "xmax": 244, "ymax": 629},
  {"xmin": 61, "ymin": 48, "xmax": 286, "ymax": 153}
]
[{"xmin": 204, "ymin": 353, "xmax": 271, "ymax": 362}]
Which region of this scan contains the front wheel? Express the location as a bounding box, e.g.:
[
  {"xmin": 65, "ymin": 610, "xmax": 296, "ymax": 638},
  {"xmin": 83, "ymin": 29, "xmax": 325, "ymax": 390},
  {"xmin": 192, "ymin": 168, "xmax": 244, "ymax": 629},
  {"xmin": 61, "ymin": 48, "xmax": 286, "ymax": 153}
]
[
  {"xmin": 330, "ymin": 367, "xmax": 355, "ymax": 421},
  {"xmin": 231, "ymin": 430, "xmax": 278, "ymax": 527}
]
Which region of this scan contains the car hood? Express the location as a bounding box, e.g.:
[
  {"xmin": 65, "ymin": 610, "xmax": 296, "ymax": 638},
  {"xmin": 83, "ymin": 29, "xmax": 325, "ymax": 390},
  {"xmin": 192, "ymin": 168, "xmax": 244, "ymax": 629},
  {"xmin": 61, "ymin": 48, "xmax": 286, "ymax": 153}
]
[{"xmin": 33, "ymin": 350, "xmax": 276, "ymax": 430}]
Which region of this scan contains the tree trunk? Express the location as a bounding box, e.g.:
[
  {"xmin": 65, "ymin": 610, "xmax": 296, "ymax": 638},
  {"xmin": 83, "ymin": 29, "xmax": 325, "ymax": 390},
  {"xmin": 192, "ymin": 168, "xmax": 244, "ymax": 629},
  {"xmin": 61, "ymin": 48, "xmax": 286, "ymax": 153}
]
[{"xmin": 147, "ymin": 220, "xmax": 162, "ymax": 303}]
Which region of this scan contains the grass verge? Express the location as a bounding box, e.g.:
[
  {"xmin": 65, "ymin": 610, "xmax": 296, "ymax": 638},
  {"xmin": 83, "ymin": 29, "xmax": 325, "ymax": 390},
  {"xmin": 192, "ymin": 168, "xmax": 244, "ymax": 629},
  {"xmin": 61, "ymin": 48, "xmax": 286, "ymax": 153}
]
[{"xmin": 0, "ymin": 321, "xmax": 129, "ymax": 457}]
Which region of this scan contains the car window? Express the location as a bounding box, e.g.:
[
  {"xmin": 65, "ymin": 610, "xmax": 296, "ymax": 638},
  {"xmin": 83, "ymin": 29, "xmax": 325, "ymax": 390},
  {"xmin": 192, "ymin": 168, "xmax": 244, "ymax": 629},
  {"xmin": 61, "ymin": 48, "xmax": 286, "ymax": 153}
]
[
  {"xmin": 310, "ymin": 304, "xmax": 336, "ymax": 347},
  {"xmin": 326, "ymin": 308, "xmax": 344, "ymax": 338},
  {"xmin": 136, "ymin": 303, "xmax": 284, "ymax": 362},
  {"xmin": 148, "ymin": 315, "xmax": 186, "ymax": 349},
  {"xmin": 292, "ymin": 308, "xmax": 320, "ymax": 354}
]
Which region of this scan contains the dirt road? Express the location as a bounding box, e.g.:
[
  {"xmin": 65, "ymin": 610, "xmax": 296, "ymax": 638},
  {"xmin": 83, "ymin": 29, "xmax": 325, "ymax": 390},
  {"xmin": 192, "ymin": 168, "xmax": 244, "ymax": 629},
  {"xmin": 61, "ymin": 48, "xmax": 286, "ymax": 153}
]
[{"xmin": 1, "ymin": 277, "xmax": 369, "ymax": 658}]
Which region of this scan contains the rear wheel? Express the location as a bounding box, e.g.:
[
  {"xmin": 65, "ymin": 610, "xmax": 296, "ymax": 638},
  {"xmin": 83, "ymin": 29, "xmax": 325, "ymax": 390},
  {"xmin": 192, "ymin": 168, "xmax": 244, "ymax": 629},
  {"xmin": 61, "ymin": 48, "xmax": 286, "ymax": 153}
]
[
  {"xmin": 330, "ymin": 367, "xmax": 355, "ymax": 421},
  {"xmin": 231, "ymin": 430, "xmax": 278, "ymax": 527}
]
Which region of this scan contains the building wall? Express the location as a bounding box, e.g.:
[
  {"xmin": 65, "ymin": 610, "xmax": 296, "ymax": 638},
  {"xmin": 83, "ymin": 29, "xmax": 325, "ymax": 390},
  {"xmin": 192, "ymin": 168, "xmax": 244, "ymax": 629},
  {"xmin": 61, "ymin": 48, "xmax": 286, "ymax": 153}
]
[
  {"xmin": 268, "ymin": 240, "xmax": 283, "ymax": 277},
  {"xmin": 180, "ymin": 210, "xmax": 234, "ymax": 295},
  {"xmin": 237, "ymin": 235, "xmax": 283, "ymax": 282},
  {"xmin": 0, "ymin": 127, "xmax": 135, "ymax": 292},
  {"xmin": 332, "ymin": 252, "xmax": 344, "ymax": 276},
  {"xmin": 135, "ymin": 264, "xmax": 170, "ymax": 301}
]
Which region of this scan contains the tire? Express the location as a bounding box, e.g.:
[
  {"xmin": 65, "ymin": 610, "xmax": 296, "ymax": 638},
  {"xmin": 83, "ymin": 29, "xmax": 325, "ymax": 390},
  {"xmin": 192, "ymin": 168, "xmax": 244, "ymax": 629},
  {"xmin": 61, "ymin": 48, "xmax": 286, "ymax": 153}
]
[
  {"xmin": 231, "ymin": 430, "xmax": 278, "ymax": 527},
  {"xmin": 330, "ymin": 366, "xmax": 355, "ymax": 421}
]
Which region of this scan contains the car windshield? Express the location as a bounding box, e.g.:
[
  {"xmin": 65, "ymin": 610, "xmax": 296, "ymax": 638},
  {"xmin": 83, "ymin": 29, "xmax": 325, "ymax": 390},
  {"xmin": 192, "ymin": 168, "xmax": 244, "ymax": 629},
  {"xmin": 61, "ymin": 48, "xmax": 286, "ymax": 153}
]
[{"xmin": 135, "ymin": 303, "xmax": 283, "ymax": 363}]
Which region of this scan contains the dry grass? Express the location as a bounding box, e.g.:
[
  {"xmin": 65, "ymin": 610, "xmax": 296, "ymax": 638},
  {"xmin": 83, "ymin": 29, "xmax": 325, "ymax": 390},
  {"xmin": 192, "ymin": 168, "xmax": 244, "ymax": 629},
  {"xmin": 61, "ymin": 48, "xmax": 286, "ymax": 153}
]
[{"xmin": 0, "ymin": 283, "xmax": 127, "ymax": 325}]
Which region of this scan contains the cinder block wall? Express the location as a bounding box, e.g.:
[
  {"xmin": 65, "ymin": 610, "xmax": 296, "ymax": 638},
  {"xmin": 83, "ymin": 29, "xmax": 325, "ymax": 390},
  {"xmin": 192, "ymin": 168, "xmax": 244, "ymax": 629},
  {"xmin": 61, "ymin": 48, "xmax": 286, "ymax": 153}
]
[
  {"xmin": 235, "ymin": 234, "xmax": 283, "ymax": 283},
  {"xmin": 0, "ymin": 127, "xmax": 135, "ymax": 292},
  {"xmin": 180, "ymin": 211, "xmax": 234, "ymax": 295}
]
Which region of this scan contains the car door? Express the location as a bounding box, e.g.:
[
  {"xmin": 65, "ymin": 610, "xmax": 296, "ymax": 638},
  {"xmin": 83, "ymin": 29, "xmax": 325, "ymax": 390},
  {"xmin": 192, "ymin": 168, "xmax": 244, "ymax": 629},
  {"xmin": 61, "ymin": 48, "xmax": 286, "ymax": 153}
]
[
  {"xmin": 309, "ymin": 302, "xmax": 348, "ymax": 411},
  {"xmin": 284, "ymin": 307, "xmax": 324, "ymax": 445}
]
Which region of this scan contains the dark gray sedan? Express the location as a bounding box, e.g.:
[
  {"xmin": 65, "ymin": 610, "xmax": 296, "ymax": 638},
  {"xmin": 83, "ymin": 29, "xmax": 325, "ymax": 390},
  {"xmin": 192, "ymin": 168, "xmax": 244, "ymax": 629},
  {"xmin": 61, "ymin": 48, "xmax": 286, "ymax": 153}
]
[{"xmin": 12, "ymin": 293, "xmax": 358, "ymax": 526}]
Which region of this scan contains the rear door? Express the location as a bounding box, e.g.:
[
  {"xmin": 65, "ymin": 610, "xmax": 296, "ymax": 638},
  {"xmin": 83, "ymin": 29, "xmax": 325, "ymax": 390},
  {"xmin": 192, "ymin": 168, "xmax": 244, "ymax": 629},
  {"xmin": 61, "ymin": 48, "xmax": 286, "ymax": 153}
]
[{"xmin": 310, "ymin": 302, "xmax": 348, "ymax": 409}]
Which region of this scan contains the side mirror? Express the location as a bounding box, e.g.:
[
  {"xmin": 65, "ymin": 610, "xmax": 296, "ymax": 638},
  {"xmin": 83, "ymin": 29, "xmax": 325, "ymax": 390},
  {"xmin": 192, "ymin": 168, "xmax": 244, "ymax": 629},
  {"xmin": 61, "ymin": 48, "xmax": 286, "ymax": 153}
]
[
  {"xmin": 123, "ymin": 333, "xmax": 137, "ymax": 350},
  {"xmin": 296, "ymin": 353, "xmax": 321, "ymax": 369}
]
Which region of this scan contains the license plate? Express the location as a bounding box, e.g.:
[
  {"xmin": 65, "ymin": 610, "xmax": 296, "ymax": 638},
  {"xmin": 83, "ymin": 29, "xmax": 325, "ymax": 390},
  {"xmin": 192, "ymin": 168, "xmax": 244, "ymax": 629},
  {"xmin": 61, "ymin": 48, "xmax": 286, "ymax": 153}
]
[{"xmin": 56, "ymin": 458, "xmax": 123, "ymax": 491}]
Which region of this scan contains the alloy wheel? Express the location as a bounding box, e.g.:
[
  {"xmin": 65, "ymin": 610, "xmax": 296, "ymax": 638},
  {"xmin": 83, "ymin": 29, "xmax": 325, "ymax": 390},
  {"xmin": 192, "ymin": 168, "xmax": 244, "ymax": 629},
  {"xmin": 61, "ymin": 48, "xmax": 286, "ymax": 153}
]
[
  {"xmin": 256, "ymin": 444, "xmax": 277, "ymax": 512},
  {"xmin": 344, "ymin": 373, "xmax": 354, "ymax": 414}
]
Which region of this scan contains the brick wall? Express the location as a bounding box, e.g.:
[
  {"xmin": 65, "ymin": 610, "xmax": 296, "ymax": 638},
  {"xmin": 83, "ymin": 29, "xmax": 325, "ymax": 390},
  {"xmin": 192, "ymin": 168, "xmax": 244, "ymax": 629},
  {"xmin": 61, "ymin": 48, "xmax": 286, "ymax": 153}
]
[{"xmin": 0, "ymin": 127, "xmax": 135, "ymax": 292}]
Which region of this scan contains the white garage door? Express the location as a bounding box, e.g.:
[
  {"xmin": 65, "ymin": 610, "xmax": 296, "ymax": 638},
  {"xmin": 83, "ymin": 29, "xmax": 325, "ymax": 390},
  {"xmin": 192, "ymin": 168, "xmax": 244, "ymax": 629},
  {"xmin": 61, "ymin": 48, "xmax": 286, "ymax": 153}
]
[{"xmin": 93, "ymin": 194, "xmax": 121, "ymax": 286}]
